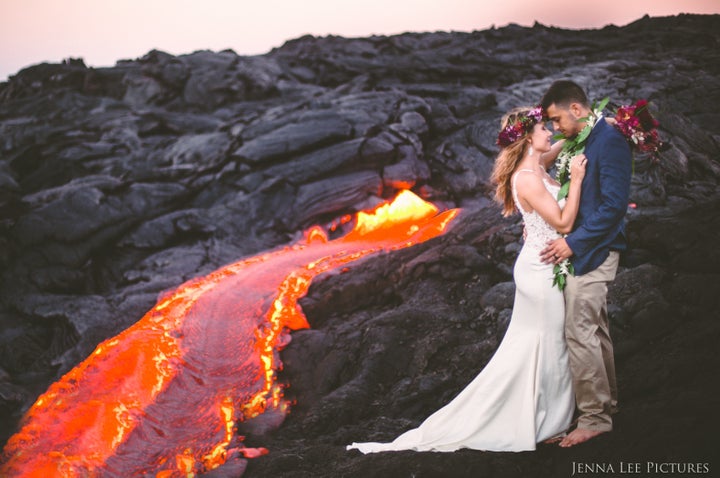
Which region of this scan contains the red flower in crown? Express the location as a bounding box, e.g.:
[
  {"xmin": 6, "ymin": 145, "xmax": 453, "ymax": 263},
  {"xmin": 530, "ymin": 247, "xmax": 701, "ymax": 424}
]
[{"xmin": 496, "ymin": 106, "xmax": 545, "ymax": 148}]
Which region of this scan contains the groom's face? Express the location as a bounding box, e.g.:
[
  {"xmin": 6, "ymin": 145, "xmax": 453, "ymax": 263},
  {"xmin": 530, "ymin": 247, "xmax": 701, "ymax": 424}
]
[{"xmin": 545, "ymin": 103, "xmax": 583, "ymax": 139}]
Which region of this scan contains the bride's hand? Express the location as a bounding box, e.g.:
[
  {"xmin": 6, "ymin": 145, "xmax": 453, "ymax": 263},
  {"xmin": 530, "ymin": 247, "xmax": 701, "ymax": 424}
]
[{"xmin": 570, "ymin": 154, "xmax": 587, "ymax": 181}]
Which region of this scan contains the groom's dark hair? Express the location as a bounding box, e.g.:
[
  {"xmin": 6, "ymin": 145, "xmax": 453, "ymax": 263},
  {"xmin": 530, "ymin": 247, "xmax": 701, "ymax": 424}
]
[{"xmin": 541, "ymin": 80, "xmax": 590, "ymax": 110}]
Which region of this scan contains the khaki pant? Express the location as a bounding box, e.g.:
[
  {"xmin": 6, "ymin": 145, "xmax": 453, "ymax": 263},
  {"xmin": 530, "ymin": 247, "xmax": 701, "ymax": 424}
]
[{"xmin": 564, "ymin": 251, "xmax": 619, "ymax": 432}]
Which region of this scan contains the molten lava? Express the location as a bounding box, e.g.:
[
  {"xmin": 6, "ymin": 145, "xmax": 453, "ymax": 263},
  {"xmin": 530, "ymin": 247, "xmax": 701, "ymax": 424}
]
[{"xmin": 1, "ymin": 190, "xmax": 459, "ymax": 477}]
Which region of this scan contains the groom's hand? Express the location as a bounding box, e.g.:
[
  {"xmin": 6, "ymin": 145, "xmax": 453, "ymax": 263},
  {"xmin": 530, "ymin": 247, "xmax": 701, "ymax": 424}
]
[{"xmin": 540, "ymin": 238, "xmax": 573, "ymax": 264}]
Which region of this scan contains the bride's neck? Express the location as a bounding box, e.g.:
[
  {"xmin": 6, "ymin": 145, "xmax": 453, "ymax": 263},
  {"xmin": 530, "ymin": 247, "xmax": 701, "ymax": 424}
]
[{"xmin": 517, "ymin": 153, "xmax": 543, "ymax": 171}]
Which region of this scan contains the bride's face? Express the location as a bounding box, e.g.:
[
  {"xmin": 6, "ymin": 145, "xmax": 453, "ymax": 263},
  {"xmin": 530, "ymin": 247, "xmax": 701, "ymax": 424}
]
[{"xmin": 528, "ymin": 123, "xmax": 552, "ymax": 153}]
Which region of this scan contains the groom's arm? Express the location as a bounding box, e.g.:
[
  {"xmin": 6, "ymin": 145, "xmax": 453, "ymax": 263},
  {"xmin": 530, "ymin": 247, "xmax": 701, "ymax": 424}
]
[{"xmin": 565, "ymin": 135, "xmax": 632, "ymax": 258}]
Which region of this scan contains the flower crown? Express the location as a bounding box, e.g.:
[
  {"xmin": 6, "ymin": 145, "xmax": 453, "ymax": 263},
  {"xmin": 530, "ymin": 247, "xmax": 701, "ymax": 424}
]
[{"xmin": 496, "ymin": 106, "xmax": 545, "ymax": 148}]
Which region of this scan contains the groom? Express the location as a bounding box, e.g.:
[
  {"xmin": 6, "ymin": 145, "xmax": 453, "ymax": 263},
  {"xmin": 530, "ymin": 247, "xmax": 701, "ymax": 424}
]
[{"xmin": 539, "ymin": 80, "xmax": 632, "ymax": 447}]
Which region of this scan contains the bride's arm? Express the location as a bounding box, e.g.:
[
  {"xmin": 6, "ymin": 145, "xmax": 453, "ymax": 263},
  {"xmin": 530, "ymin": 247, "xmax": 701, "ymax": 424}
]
[
  {"xmin": 540, "ymin": 139, "xmax": 565, "ymax": 171},
  {"xmin": 517, "ymin": 155, "xmax": 586, "ymax": 234}
]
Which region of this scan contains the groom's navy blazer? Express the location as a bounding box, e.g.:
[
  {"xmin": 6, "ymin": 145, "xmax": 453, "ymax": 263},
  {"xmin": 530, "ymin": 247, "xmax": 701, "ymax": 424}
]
[{"xmin": 565, "ymin": 118, "xmax": 632, "ymax": 276}]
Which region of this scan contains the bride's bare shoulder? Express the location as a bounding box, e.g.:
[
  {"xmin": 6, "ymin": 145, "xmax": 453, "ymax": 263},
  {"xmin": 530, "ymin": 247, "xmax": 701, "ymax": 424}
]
[
  {"xmin": 513, "ymin": 170, "xmax": 546, "ymax": 206},
  {"xmin": 513, "ymin": 169, "xmax": 543, "ymax": 190}
]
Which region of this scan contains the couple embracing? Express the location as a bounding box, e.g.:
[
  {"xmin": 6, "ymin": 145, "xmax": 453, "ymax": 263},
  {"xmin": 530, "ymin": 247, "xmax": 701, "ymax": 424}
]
[{"xmin": 348, "ymin": 80, "xmax": 632, "ymax": 452}]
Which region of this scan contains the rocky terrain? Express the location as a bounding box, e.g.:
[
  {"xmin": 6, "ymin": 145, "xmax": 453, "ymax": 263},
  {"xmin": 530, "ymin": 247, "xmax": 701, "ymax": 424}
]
[{"xmin": 1, "ymin": 13, "xmax": 719, "ymax": 477}]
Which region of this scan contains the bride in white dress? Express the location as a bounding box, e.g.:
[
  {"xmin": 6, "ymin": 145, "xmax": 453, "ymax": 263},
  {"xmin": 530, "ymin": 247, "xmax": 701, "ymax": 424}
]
[{"xmin": 347, "ymin": 106, "xmax": 587, "ymax": 453}]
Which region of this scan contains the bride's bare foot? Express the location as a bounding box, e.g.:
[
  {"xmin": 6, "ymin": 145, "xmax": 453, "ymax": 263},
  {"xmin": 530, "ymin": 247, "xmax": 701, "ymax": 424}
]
[
  {"xmin": 542, "ymin": 436, "xmax": 564, "ymax": 444},
  {"xmin": 558, "ymin": 428, "xmax": 607, "ymax": 448}
]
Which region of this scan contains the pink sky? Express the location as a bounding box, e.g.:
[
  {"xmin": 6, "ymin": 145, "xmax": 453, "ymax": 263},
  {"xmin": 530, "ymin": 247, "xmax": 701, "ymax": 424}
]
[{"xmin": 1, "ymin": 0, "xmax": 718, "ymax": 81}]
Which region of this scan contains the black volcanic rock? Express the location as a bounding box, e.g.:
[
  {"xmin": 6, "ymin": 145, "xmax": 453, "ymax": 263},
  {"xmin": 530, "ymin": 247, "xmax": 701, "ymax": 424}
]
[{"xmin": 1, "ymin": 14, "xmax": 720, "ymax": 477}]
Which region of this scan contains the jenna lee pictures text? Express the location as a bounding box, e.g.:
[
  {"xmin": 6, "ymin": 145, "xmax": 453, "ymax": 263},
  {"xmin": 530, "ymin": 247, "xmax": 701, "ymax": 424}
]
[{"xmin": 571, "ymin": 461, "xmax": 710, "ymax": 476}]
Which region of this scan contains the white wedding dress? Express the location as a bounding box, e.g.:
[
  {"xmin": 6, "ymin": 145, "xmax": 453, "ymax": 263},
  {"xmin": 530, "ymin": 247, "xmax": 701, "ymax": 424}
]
[{"xmin": 347, "ymin": 170, "xmax": 574, "ymax": 453}]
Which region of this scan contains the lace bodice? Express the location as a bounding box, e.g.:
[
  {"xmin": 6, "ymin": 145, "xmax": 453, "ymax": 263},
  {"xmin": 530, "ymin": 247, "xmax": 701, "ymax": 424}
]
[{"xmin": 512, "ymin": 169, "xmax": 564, "ymax": 251}]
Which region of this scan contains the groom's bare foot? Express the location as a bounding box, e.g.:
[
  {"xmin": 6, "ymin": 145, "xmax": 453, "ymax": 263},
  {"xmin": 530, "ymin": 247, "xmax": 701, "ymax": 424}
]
[{"xmin": 558, "ymin": 428, "xmax": 607, "ymax": 447}]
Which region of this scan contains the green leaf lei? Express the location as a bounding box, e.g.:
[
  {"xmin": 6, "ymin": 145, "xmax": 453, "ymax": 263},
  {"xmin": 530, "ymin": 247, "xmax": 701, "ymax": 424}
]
[
  {"xmin": 551, "ymin": 97, "xmax": 608, "ymax": 290},
  {"xmin": 554, "ymin": 97, "xmax": 609, "ymax": 200}
]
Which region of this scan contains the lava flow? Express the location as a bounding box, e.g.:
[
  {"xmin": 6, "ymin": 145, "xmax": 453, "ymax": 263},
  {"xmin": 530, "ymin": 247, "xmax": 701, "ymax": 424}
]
[{"xmin": 1, "ymin": 190, "xmax": 459, "ymax": 477}]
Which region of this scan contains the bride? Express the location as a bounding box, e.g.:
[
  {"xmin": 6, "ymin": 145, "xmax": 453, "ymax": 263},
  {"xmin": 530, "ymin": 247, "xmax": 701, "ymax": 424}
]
[{"xmin": 347, "ymin": 106, "xmax": 587, "ymax": 453}]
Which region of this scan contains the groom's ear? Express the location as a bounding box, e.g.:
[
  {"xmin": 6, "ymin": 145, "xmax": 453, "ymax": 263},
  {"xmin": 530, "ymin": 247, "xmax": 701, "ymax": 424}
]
[{"xmin": 568, "ymin": 102, "xmax": 585, "ymax": 119}]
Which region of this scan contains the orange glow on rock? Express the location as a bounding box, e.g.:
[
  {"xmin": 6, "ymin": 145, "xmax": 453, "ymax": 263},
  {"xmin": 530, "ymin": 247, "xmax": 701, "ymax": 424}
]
[
  {"xmin": 349, "ymin": 189, "xmax": 439, "ymax": 239},
  {"xmin": 304, "ymin": 225, "xmax": 329, "ymax": 244},
  {"xmin": 0, "ymin": 190, "xmax": 459, "ymax": 477}
]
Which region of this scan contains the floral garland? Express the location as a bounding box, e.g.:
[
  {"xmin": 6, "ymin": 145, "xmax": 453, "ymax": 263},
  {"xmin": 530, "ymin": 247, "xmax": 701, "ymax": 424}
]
[
  {"xmin": 550, "ymin": 97, "xmax": 663, "ymax": 290},
  {"xmin": 554, "ymin": 97, "xmax": 608, "ymax": 201},
  {"xmin": 613, "ymin": 99, "xmax": 664, "ymax": 161},
  {"xmin": 550, "ymin": 98, "xmax": 607, "ymax": 290}
]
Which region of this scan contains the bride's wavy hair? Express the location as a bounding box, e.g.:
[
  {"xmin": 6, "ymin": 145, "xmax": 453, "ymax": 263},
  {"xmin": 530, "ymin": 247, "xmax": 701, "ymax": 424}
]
[{"xmin": 490, "ymin": 107, "xmax": 534, "ymax": 217}]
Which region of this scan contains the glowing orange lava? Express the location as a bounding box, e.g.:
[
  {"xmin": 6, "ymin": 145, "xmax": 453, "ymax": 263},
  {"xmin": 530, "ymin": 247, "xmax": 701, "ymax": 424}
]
[{"xmin": 0, "ymin": 190, "xmax": 459, "ymax": 477}]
